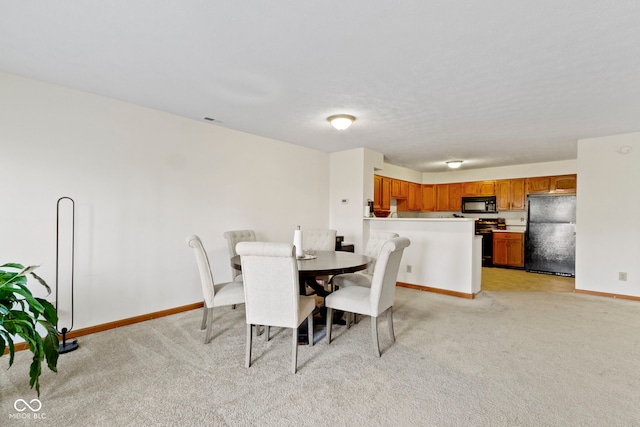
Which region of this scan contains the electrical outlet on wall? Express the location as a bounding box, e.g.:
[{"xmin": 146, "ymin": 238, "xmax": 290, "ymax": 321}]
[
  {"xmin": 618, "ymin": 272, "xmax": 627, "ymax": 281},
  {"xmin": 406, "ymin": 265, "xmax": 412, "ymax": 273}
]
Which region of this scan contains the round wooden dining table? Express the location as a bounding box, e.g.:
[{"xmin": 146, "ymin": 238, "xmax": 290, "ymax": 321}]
[{"xmin": 230, "ymin": 250, "xmax": 371, "ymax": 293}]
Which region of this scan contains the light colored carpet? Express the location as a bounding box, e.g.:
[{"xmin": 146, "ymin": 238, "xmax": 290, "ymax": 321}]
[{"xmin": 1, "ymin": 287, "xmax": 639, "ymax": 426}]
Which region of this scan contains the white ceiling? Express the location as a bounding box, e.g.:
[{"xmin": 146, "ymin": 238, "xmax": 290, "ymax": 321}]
[{"xmin": 2, "ymin": 1, "xmax": 640, "ymax": 172}]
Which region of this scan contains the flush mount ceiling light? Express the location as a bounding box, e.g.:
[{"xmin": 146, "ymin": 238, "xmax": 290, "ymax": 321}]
[
  {"xmin": 446, "ymin": 160, "xmax": 463, "ymax": 169},
  {"xmin": 327, "ymin": 114, "xmax": 356, "ymax": 130}
]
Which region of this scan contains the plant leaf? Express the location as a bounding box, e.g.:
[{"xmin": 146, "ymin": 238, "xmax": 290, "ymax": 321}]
[
  {"xmin": 40, "ymin": 321, "xmax": 59, "ymax": 372},
  {"xmin": 0, "ymin": 263, "xmax": 25, "ymax": 270},
  {"xmin": 29, "ymin": 271, "xmax": 51, "ymax": 294},
  {"xmin": 0, "ymin": 330, "xmax": 17, "ymax": 366},
  {"xmin": 6, "ymin": 284, "xmax": 45, "ymax": 313},
  {"xmin": 37, "ymin": 299, "xmax": 59, "ymax": 325},
  {"xmin": 0, "ymin": 263, "xmax": 58, "ymax": 396},
  {"xmin": 0, "ymin": 334, "xmax": 5, "ymax": 358},
  {"xmin": 29, "ymin": 353, "xmax": 42, "ymax": 397}
]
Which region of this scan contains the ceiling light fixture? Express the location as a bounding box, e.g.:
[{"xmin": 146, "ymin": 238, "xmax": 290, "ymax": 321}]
[
  {"xmin": 446, "ymin": 160, "xmax": 463, "ymax": 169},
  {"xmin": 327, "ymin": 114, "xmax": 356, "ymax": 130}
]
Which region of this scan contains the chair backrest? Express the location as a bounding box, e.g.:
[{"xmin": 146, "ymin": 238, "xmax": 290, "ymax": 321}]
[
  {"xmin": 236, "ymin": 242, "xmax": 300, "ymax": 328},
  {"xmin": 223, "ymin": 230, "xmax": 256, "ymax": 279},
  {"xmin": 303, "ymin": 229, "xmax": 337, "ymax": 251},
  {"xmin": 363, "ymin": 231, "xmax": 400, "ymax": 274},
  {"xmin": 186, "ymin": 234, "xmax": 216, "ymax": 308},
  {"xmin": 369, "ymin": 237, "xmax": 411, "ymax": 315}
]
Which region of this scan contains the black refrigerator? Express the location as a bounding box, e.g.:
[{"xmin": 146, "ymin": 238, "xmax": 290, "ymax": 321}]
[{"xmin": 525, "ymin": 194, "xmax": 576, "ymax": 277}]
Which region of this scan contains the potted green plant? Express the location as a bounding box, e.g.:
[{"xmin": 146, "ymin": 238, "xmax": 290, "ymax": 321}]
[{"xmin": 0, "ymin": 263, "xmax": 59, "ymax": 396}]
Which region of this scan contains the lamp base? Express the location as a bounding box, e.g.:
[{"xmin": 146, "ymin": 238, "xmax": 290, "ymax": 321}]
[
  {"xmin": 59, "ymin": 339, "xmax": 79, "ymax": 354},
  {"xmin": 58, "ymin": 328, "xmax": 79, "ymax": 354}
]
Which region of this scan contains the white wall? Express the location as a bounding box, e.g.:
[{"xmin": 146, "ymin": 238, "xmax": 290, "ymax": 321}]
[
  {"xmin": 374, "ymin": 162, "xmax": 423, "ymax": 182},
  {"xmin": 0, "ymin": 72, "xmax": 330, "ymax": 329},
  {"xmin": 374, "ymin": 159, "xmax": 577, "ymax": 184},
  {"xmin": 329, "ymin": 149, "xmax": 365, "ymax": 251},
  {"xmin": 576, "ymin": 132, "xmax": 640, "ymax": 297},
  {"xmin": 328, "ymin": 148, "xmax": 385, "ymax": 253},
  {"xmin": 423, "ymin": 160, "xmax": 577, "ymax": 184}
]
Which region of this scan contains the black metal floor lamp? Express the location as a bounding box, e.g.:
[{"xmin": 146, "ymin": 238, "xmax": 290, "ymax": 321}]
[{"xmin": 56, "ymin": 196, "xmax": 79, "ymax": 353}]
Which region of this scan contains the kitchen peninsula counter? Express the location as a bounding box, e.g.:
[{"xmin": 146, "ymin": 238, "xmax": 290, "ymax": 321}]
[{"xmin": 365, "ymin": 217, "xmax": 481, "ymax": 298}]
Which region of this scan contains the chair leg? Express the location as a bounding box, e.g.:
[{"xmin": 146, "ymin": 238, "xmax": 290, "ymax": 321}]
[
  {"xmin": 308, "ymin": 313, "xmax": 314, "ymax": 347},
  {"xmin": 387, "ymin": 307, "xmax": 395, "ymax": 343},
  {"xmin": 344, "ymin": 311, "xmax": 357, "ymax": 329},
  {"xmin": 245, "ymin": 324, "xmax": 253, "ymax": 368},
  {"xmin": 204, "ymin": 308, "xmax": 214, "ymax": 344},
  {"xmin": 265, "ymin": 326, "xmax": 270, "ymax": 341},
  {"xmin": 325, "ymin": 307, "xmax": 333, "ymax": 344},
  {"xmin": 200, "ymin": 304, "xmax": 208, "ymax": 330},
  {"xmin": 291, "ymin": 327, "xmax": 298, "ymax": 374},
  {"xmin": 371, "ymin": 315, "xmax": 380, "ymax": 357}
]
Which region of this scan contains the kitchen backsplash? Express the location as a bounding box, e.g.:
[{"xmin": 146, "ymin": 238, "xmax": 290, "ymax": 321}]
[{"xmin": 390, "ymin": 203, "xmax": 528, "ymax": 230}]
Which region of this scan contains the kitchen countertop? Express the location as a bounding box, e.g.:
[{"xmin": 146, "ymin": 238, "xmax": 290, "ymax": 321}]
[
  {"xmin": 493, "ymin": 229, "xmax": 525, "ymax": 233},
  {"xmin": 365, "ymin": 217, "xmax": 474, "ymax": 222}
]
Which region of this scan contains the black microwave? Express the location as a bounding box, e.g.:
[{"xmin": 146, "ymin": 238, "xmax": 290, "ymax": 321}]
[{"xmin": 461, "ymin": 196, "xmax": 497, "ymax": 213}]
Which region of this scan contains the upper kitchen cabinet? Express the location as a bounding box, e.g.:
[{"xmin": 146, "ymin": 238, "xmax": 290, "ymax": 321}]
[
  {"xmin": 526, "ymin": 174, "xmax": 576, "ymax": 194},
  {"xmin": 449, "ymin": 183, "xmax": 462, "ymax": 211},
  {"xmin": 550, "ymin": 175, "xmax": 577, "ymax": 193},
  {"xmin": 421, "ymin": 184, "xmax": 436, "ymax": 212},
  {"xmin": 436, "ymin": 184, "xmax": 449, "ymax": 211},
  {"xmin": 496, "ymin": 179, "xmax": 525, "ymax": 211},
  {"xmin": 373, "ymin": 175, "xmax": 391, "ymax": 211},
  {"xmin": 525, "ymin": 176, "xmax": 552, "ymax": 194},
  {"xmin": 391, "ymin": 179, "xmax": 409, "ymax": 199},
  {"xmin": 407, "ymin": 182, "xmax": 422, "ymax": 211},
  {"xmin": 461, "ymin": 180, "xmax": 496, "ymax": 196},
  {"xmin": 436, "ymin": 183, "xmax": 462, "ymax": 211}
]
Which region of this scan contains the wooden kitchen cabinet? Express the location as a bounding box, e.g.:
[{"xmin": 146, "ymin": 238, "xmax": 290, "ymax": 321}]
[
  {"xmin": 373, "ymin": 175, "xmax": 391, "ymax": 211},
  {"xmin": 374, "ymin": 175, "xmax": 381, "ymax": 210},
  {"xmin": 493, "ymin": 232, "xmax": 524, "ymax": 268},
  {"xmin": 449, "ymin": 183, "xmax": 462, "ymax": 211},
  {"xmin": 435, "ymin": 184, "xmax": 449, "ymax": 211},
  {"xmin": 391, "ymin": 179, "xmax": 409, "ymax": 199},
  {"xmin": 525, "ymin": 176, "xmax": 551, "ymax": 194},
  {"xmin": 496, "ymin": 179, "xmax": 525, "ymax": 211},
  {"xmin": 406, "ymin": 182, "xmax": 422, "ymax": 210},
  {"xmin": 436, "ymin": 183, "xmax": 462, "ymax": 211},
  {"xmin": 550, "ymin": 175, "xmax": 577, "ymax": 193},
  {"xmin": 526, "ymin": 174, "xmax": 576, "ymax": 195},
  {"xmin": 421, "ymin": 184, "xmax": 436, "ymax": 212},
  {"xmin": 511, "ymin": 179, "xmax": 526, "ymax": 209},
  {"xmin": 461, "ymin": 180, "xmax": 496, "ymax": 196}
]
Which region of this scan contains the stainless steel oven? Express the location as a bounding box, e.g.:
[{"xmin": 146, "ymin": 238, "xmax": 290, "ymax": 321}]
[{"xmin": 475, "ymin": 218, "xmax": 505, "ymax": 266}]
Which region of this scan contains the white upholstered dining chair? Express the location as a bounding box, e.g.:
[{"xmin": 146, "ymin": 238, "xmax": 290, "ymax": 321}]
[
  {"xmin": 331, "ymin": 231, "xmax": 400, "ymax": 289},
  {"xmin": 223, "ymin": 229, "xmax": 256, "ymax": 281},
  {"xmin": 302, "ymin": 229, "xmax": 337, "ymax": 252},
  {"xmin": 186, "ymin": 234, "xmax": 245, "ymax": 344},
  {"xmin": 302, "ymin": 229, "xmax": 337, "ymax": 296},
  {"xmin": 325, "ymin": 236, "xmax": 410, "ymax": 357},
  {"xmin": 236, "ymin": 241, "xmax": 316, "ymax": 374}
]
